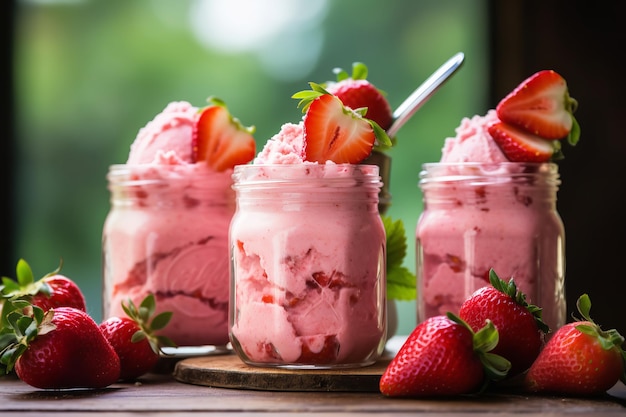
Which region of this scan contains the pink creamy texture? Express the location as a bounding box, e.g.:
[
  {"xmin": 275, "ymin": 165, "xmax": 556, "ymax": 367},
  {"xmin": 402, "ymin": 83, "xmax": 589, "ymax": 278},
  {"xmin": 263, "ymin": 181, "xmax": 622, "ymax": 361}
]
[
  {"xmin": 127, "ymin": 101, "xmax": 198, "ymax": 164},
  {"xmin": 253, "ymin": 122, "xmax": 306, "ymax": 164},
  {"xmin": 103, "ymin": 101, "xmax": 234, "ymax": 346},
  {"xmin": 230, "ymin": 124, "xmax": 386, "ymax": 365},
  {"xmin": 416, "ymin": 109, "xmax": 566, "ymax": 331},
  {"xmin": 440, "ymin": 110, "xmax": 507, "ymax": 163}
]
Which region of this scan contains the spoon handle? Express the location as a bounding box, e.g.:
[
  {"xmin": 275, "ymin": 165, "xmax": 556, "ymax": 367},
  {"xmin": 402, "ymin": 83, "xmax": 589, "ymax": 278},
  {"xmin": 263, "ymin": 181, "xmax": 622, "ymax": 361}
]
[{"xmin": 387, "ymin": 52, "xmax": 465, "ymax": 138}]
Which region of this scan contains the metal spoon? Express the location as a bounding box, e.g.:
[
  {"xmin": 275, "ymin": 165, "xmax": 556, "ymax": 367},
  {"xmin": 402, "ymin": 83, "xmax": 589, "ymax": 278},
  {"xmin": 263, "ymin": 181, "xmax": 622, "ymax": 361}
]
[{"xmin": 387, "ymin": 52, "xmax": 465, "ymax": 138}]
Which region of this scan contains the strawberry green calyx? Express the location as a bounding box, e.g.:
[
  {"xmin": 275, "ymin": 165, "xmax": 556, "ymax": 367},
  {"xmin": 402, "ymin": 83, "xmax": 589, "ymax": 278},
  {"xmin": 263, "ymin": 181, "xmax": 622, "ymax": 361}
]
[
  {"xmin": 203, "ymin": 96, "xmax": 256, "ymax": 136},
  {"xmin": 447, "ymin": 312, "xmax": 511, "ymax": 388},
  {"xmin": 1, "ymin": 259, "xmax": 60, "ymax": 304},
  {"xmin": 573, "ymin": 294, "xmax": 626, "ymax": 384},
  {"xmin": 0, "ymin": 301, "xmax": 51, "ymax": 374},
  {"xmin": 488, "ymin": 269, "xmax": 549, "ymax": 334},
  {"xmin": 564, "ymin": 92, "xmax": 580, "ymax": 147},
  {"xmin": 331, "ymin": 61, "xmax": 369, "ymax": 82},
  {"xmin": 292, "ymin": 82, "xmax": 392, "ymax": 149},
  {"xmin": 121, "ymin": 294, "xmax": 176, "ymax": 355}
]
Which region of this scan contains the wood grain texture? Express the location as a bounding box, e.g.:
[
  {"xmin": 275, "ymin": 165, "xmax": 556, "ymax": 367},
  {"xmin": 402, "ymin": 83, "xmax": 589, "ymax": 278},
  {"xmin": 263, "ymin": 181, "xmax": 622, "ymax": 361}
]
[{"xmin": 173, "ymin": 354, "xmax": 392, "ymax": 392}]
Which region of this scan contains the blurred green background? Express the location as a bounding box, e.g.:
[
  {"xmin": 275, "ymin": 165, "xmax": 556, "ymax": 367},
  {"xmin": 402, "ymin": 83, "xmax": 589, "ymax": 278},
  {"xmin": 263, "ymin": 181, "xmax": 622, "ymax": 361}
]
[{"xmin": 12, "ymin": 0, "xmax": 488, "ymax": 336}]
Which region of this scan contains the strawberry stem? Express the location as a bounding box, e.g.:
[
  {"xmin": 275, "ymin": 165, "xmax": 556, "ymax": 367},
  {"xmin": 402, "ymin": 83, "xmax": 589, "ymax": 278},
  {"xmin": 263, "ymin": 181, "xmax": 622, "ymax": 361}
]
[
  {"xmin": 571, "ymin": 294, "xmax": 626, "ymax": 385},
  {"xmin": 488, "ymin": 269, "xmax": 549, "ymax": 334}
]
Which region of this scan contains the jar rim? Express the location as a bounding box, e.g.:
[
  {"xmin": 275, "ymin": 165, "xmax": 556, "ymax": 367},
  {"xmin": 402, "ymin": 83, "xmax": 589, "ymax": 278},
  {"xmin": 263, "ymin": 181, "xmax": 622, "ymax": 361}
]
[
  {"xmin": 232, "ymin": 163, "xmax": 381, "ymax": 187},
  {"xmin": 419, "ymin": 162, "xmax": 561, "ymax": 187}
]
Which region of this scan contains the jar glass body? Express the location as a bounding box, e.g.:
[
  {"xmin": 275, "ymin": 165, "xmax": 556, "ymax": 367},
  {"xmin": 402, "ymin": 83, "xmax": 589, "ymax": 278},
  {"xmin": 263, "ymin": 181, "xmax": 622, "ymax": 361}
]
[
  {"xmin": 102, "ymin": 164, "xmax": 235, "ymax": 347},
  {"xmin": 416, "ymin": 162, "xmax": 566, "ymax": 331},
  {"xmin": 229, "ymin": 164, "xmax": 387, "ymax": 369}
]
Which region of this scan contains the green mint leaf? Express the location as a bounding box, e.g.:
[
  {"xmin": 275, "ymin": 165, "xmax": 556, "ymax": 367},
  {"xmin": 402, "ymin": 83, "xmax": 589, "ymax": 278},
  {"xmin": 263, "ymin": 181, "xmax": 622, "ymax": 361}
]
[
  {"xmin": 382, "ymin": 215, "xmax": 417, "ymax": 301},
  {"xmin": 386, "ymin": 265, "xmax": 416, "ymax": 300}
]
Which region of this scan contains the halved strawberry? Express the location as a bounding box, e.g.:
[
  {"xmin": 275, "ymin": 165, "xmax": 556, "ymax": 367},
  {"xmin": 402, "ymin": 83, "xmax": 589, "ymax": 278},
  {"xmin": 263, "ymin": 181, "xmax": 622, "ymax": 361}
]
[
  {"xmin": 292, "ymin": 83, "xmax": 391, "ymax": 164},
  {"xmin": 303, "ymin": 94, "xmax": 376, "ymax": 163},
  {"xmin": 488, "ymin": 121, "xmax": 560, "ymax": 163},
  {"xmin": 192, "ymin": 97, "xmax": 256, "ymax": 172},
  {"xmin": 324, "ymin": 62, "xmax": 393, "ymax": 131},
  {"xmin": 496, "ymin": 70, "xmax": 580, "ymax": 145}
]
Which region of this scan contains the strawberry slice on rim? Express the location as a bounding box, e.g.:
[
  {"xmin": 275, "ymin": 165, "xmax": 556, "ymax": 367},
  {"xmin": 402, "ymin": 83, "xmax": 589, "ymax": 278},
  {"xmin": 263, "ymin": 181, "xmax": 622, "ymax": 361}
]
[
  {"xmin": 192, "ymin": 97, "xmax": 256, "ymax": 172},
  {"xmin": 496, "ymin": 70, "xmax": 580, "ymax": 145},
  {"xmin": 303, "ymin": 94, "xmax": 376, "ymax": 164},
  {"xmin": 292, "ymin": 83, "xmax": 391, "ymax": 164},
  {"xmin": 488, "ymin": 121, "xmax": 561, "ymax": 163}
]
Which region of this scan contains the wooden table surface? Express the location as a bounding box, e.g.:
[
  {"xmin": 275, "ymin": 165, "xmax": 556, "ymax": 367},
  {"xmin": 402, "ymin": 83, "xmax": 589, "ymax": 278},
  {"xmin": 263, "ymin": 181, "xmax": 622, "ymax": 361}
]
[{"xmin": 1, "ymin": 336, "xmax": 625, "ymax": 417}]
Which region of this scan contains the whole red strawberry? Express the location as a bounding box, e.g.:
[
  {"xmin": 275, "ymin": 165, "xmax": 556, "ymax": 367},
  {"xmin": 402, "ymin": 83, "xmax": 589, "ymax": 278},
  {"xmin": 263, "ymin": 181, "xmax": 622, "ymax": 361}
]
[
  {"xmin": 1, "ymin": 259, "xmax": 86, "ymax": 314},
  {"xmin": 524, "ymin": 294, "xmax": 626, "ymax": 396},
  {"xmin": 459, "ymin": 269, "xmax": 548, "ymax": 377},
  {"xmin": 100, "ymin": 294, "xmax": 175, "ymax": 380},
  {"xmin": 324, "ymin": 62, "xmax": 393, "ymax": 131},
  {"xmin": 0, "ymin": 302, "xmax": 120, "ymax": 389},
  {"xmin": 379, "ymin": 313, "xmax": 510, "ymax": 397}
]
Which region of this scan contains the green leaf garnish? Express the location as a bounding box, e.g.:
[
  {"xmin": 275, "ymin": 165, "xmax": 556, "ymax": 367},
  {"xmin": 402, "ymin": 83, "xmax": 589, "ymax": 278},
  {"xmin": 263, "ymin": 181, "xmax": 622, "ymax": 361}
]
[{"xmin": 382, "ymin": 215, "xmax": 416, "ymax": 301}]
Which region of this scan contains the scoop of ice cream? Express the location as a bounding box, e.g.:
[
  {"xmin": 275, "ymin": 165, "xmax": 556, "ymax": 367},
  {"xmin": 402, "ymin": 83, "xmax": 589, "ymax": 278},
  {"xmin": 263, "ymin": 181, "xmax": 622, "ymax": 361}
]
[
  {"xmin": 127, "ymin": 101, "xmax": 198, "ymax": 165},
  {"xmin": 440, "ymin": 110, "xmax": 507, "ymax": 163},
  {"xmin": 253, "ymin": 122, "xmax": 306, "ymax": 164}
]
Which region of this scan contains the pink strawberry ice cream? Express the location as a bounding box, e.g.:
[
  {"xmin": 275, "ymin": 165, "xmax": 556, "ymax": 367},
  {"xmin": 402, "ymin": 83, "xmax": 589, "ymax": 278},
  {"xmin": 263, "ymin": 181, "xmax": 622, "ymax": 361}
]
[
  {"xmin": 415, "ymin": 110, "xmax": 566, "ymax": 331},
  {"xmin": 440, "ymin": 110, "xmax": 508, "ymax": 163},
  {"xmin": 102, "ymin": 101, "xmax": 234, "ymax": 347},
  {"xmin": 229, "ymin": 123, "xmax": 387, "ymax": 367},
  {"xmin": 127, "ymin": 101, "xmax": 198, "ymax": 165}
]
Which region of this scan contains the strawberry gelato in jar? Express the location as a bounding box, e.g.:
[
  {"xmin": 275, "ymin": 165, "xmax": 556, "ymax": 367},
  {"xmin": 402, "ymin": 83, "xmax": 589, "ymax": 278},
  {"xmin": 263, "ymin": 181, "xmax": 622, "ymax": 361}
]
[
  {"xmin": 416, "ymin": 70, "xmax": 580, "ymax": 332},
  {"xmin": 229, "ymin": 163, "xmax": 387, "ymax": 368},
  {"xmin": 416, "ymin": 162, "xmax": 566, "ymax": 331},
  {"xmin": 102, "ymin": 99, "xmax": 256, "ymax": 348}
]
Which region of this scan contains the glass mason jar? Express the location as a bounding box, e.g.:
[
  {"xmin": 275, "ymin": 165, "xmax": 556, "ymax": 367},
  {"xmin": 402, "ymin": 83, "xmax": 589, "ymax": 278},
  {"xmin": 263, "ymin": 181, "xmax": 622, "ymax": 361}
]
[
  {"xmin": 102, "ymin": 164, "xmax": 235, "ymax": 348},
  {"xmin": 416, "ymin": 162, "xmax": 566, "ymax": 332},
  {"xmin": 229, "ymin": 164, "xmax": 387, "ymax": 369}
]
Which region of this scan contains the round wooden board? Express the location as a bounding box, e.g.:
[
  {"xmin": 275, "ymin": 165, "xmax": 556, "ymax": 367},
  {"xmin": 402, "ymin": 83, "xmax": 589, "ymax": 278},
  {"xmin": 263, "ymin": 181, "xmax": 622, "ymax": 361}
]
[{"xmin": 173, "ymin": 353, "xmax": 392, "ymax": 392}]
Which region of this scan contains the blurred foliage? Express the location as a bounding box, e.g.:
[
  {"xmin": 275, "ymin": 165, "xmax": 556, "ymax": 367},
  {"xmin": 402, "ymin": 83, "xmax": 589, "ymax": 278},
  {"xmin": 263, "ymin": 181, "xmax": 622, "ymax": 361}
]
[{"xmin": 13, "ymin": 0, "xmax": 488, "ymax": 335}]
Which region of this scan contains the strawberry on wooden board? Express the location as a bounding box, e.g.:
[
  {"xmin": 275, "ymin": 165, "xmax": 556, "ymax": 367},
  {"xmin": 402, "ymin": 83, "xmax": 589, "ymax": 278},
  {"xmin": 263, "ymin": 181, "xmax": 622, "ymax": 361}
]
[
  {"xmin": 488, "ymin": 121, "xmax": 561, "ymax": 163},
  {"xmin": 191, "ymin": 97, "xmax": 256, "ymax": 172},
  {"xmin": 459, "ymin": 269, "xmax": 548, "ymax": 377},
  {"xmin": 496, "ymin": 70, "xmax": 580, "ymax": 144},
  {"xmin": 0, "ymin": 301, "xmax": 120, "ymax": 389},
  {"xmin": 324, "ymin": 62, "xmax": 394, "ymax": 131},
  {"xmin": 100, "ymin": 294, "xmax": 175, "ymax": 381},
  {"xmin": 0, "ymin": 259, "xmax": 86, "ymax": 318},
  {"xmin": 524, "ymin": 294, "xmax": 626, "ymax": 396},
  {"xmin": 292, "ymin": 83, "xmax": 392, "ymax": 164},
  {"xmin": 379, "ymin": 313, "xmax": 510, "ymax": 397}
]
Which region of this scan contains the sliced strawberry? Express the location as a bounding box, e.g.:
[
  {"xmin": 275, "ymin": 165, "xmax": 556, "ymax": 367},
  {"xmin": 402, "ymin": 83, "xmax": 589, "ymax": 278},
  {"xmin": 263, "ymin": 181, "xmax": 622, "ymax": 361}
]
[
  {"xmin": 302, "ymin": 94, "xmax": 376, "ymax": 164},
  {"xmin": 496, "ymin": 70, "xmax": 579, "ymax": 144},
  {"xmin": 298, "ymin": 335, "xmax": 339, "ymax": 364},
  {"xmin": 488, "ymin": 121, "xmax": 560, "ymax": 163},
  {"xmin": 325, "ymin": 62, "xmax": 393, "ymax": 131},
  {"xmin": 192, "ymin": 98, "xmax": 256, "ymax": 172}
]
